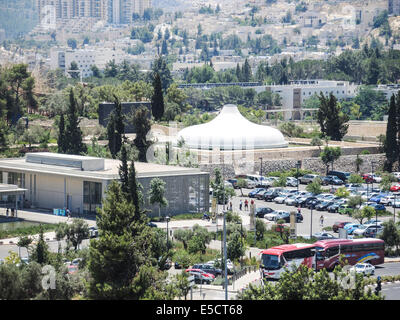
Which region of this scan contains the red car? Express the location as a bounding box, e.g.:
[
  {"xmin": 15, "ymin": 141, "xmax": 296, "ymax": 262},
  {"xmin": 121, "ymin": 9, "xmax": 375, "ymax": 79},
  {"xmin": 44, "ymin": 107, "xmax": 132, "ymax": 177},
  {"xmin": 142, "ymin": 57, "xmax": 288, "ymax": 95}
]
[
  {"xmin": 185, "ymin": 268, "xmax": 215, "ymax": 284},
  {"xmin": 390, "ymin": 184, "xmax": 400, "ymax": 192},
  {"xmin": 332, "ymin": 221, "xmax": 351, "ymax": 233},
  {"xmin": 362, "ymin": 174, "xmax": 373, "ymax": 183}
]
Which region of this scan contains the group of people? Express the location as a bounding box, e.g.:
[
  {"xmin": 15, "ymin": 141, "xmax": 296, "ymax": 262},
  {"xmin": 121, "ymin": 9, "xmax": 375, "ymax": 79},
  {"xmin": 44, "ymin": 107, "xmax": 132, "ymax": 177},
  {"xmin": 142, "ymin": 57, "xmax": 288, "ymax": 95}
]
[{"xmin": 238, "ymin": 199, "xmax": 254, "ymax": 211}]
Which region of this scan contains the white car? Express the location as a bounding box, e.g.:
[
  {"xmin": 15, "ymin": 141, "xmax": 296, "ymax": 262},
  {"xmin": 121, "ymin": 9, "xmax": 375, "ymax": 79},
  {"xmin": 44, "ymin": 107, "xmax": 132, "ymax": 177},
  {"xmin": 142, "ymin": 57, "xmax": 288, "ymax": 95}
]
[
  {"xmin": 349, "ymin": 263, "xmax": 375, "ymax": 276},
  {"xmin": 392, "ymin": 172, "xmax": 400, "ymax": 181},
  {"xmin": 274, "ymin": 194, "xmax": 288, "ymax": 204},
  {"xmin": 353, "ymin": 225, "xmax": 383, "ymax": 236},
  {"xmin": 364, "ymin": 220, "xmax": 383, "ymax": 227},
  {"xmin": 286, "ymin": 177, "xmax": 299, "ymax": 187},
  {"xmin": 380, "ymin": 195, "xmax": 396, "ymax": 206},
  {"xmin": 246, "ymin": 179, "xmax": 257, "ymax": 189},
  {"xmin": 265, "ymin": 211, "xmax": 280, "ymax": 221},
  {"xmin": 207, "ymin": 259, "xmax": 234, "ymax": 274}
]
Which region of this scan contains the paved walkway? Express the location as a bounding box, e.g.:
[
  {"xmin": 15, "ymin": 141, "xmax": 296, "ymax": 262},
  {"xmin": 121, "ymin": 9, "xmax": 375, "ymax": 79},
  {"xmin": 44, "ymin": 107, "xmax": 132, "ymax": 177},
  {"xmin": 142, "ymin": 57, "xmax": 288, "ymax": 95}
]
[{"xmin": 0, "ymin": 208, "xmax": 96, "ymax": 244}]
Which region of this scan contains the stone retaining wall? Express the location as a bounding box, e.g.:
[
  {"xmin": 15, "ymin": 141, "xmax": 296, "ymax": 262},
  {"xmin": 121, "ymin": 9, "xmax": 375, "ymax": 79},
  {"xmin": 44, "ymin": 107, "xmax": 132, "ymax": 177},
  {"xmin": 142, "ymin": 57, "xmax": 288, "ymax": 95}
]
[{"xmin": 200, "ymin": 154, "xmax": 386, "ymax": 178}]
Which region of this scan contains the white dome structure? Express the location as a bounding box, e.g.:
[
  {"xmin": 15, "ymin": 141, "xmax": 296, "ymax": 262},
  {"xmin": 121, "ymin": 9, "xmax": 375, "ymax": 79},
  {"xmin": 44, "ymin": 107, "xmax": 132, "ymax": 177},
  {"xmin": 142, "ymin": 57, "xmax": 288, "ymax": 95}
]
[{"xmin": 177, "ymin": 104, "xmax": 288, "ymax": 150}]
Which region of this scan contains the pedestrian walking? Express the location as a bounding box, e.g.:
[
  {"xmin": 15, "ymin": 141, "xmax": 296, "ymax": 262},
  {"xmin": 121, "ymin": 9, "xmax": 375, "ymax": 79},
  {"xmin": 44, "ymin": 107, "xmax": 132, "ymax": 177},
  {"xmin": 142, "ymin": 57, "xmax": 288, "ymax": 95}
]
[
  {"xmin": 229, "ymin": 201, "xmax": 233, "ymax": 211},
  {"xmin": 66, "ymin": 208, "xmax": 71, "ymax": 221},
  {"xmin": 239, "ymin": 200, "xmax": 243, "ymax": 211},
  {"xmin": 6, "ymin": 208, "xmax": 9, "ymax": 217},
  {"xmin": 244, "ymin": 199, "xmax": 249, "ymax": 211},
  {"xmin": 250, "ymin": 199, "xmax": 254, "ymax": 206},
  {"xmin": 320, "ymin": 215, "xmax": 324, "ymax": 227},
  {"xmin": 297, "ymin": 207, "xmax": 301, "ymax": 215}
]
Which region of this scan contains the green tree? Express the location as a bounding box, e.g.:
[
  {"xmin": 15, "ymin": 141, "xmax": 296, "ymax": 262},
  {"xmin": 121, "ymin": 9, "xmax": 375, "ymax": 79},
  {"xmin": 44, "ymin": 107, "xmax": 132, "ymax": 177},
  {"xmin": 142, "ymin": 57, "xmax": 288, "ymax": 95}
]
[
  {"xmin": 57, "ymin": 113, "xmax": 67, "ymax": 153},
  {"xmin": 348, "ymin": 174, "xmax": 364, "ymax": 184},
  {"xmin": 148, "ymin": 178, "xmax": 168, "ymax": 218},
  {"xmin": 56, "ymin": 219, "xmax": 89, "ymax": 251},
  {"xmin": 335, "ymin": 187, "xmax": 350, "ymax": 198},
  {"xmin": 64, "ymin": 89, "xmax": 87, "ymax": 155},
  {"xmin": 384, "ymin": 94, "xmax": 398, "ymax": 172},
  {"xmin": 380, "ymin": 220, "xmax": 400, "ymax": 253},
  {"xmin": 107, "ymin": 96, "xmax": 125, "ymax": 158},
  {"xmin": 174, "ymin": 271, "xmax": 191, "ymax": 300},
  {"xmin": 131, "ymin": 107, "xmax": 152, "ymax": 163},
  {"xmin": 88, "ymin": 181, "xmax": 155, "ymax": 299},
  {"xmin": 31, "ymin": 225, "xmax": 50, "ymax": 265},
  {"xmin": 242, "ymin": 58, "xmax": 252, "ymax": 82},
  {"xmin": 238, "ymin": 264, "xmax": 382, "ymax": 300},
  {"xmin": 17, "ymin": 236, "xmax": 32, "ymax": 259},
  {"xmin": 320, "ymin": 146, "xmax": 342, "ymax": 174},
  {"xmin": 317, "ymin": 93, "xmax": 349, "ymax": 141},
  {"xmin": 151, "ymin": 72, "xmax": 165, "ymax": 121},
  {"xmin": 306, "ymin": 178, "xmax": 323, "ymax": 195}
]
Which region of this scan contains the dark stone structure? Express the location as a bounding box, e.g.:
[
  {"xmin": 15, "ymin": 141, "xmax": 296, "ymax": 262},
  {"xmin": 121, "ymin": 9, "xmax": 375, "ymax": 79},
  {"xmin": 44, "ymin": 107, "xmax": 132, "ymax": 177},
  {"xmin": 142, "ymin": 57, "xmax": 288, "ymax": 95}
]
[{"xmin": 98, "ymin": 102, "xmax": 151, "ymax": 133}]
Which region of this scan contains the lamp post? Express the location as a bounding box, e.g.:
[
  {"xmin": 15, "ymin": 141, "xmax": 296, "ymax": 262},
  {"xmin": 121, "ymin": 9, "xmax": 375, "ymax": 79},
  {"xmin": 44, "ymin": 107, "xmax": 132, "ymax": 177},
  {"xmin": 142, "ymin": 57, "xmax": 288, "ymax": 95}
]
[
  {"xmin": 166, "ymin": 215, "xmax": 170, "ymax": 250},
  {"xmin": 310, "ymin": 207, "xmax": 313, "ymax": 239},
  {"xmin": 237, "ymin": 221, "xmax": 244, "ymax": 268},
  {"xmin": 296, "ymin": 160, "xmax": 301, "ymax": 193},
  {"xmin": 394, "ymin": 193, "xmax": 396, "ymax": 224},
  {"xmin": 371, "ymin": 161, "xmax": 377, "ymax": 233},
  {"xmin": 259, "ymin": 157, "xmax": 263, "ymax": 177},
  {"xmin": 223, "ymin": 210, "xmax": 228, "ymax": 300}
]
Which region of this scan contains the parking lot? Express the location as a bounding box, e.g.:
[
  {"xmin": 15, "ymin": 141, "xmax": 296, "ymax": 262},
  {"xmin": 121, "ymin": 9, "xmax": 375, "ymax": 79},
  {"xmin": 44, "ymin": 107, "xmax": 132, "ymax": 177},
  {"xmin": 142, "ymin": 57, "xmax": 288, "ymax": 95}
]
[{"xmin": 226, "ymin": 182, "xmax": 397, "ymax": 239}]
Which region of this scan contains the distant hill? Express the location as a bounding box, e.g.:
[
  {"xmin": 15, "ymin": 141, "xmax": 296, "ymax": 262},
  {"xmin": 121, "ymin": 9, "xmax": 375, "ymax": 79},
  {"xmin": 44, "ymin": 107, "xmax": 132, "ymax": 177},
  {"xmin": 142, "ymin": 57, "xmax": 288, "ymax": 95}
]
[{"xmin": 0, "ymin": 0, "xmax": 38, "ymax": 38}]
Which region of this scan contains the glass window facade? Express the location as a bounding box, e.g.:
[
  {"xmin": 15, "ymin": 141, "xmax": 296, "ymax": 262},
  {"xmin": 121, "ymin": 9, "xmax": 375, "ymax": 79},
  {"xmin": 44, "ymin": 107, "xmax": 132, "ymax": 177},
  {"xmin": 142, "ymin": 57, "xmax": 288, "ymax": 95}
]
[
  {"xmin": 83, "ymin": 181, "xmax": 102, "ymax": 214},
  {"xmin": 7, "ymin": 172, "xmax": 25, "ymax": 188}
]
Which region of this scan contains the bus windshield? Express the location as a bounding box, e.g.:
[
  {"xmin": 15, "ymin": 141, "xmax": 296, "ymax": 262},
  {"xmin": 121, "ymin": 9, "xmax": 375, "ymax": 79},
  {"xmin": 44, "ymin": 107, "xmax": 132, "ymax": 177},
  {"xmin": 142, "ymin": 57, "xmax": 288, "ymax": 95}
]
[
  {"xmin": 261, "ymin": 254, "xmax": 281, "ymax": 270},
  {"xmin": 315, "ymin": 247, "xmax": 325, "ymax": 261}
]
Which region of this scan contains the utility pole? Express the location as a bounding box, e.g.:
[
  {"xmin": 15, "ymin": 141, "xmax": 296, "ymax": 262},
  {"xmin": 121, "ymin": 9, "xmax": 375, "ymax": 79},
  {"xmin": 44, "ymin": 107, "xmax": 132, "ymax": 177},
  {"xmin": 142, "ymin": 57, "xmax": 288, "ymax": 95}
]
[
  {"xmin": 223, "ymin": 209, "xmax": 228, "ymax": 300},
  {"xmin": 259, "ymin": 157, "xmax": 263, "ymax": 177}
]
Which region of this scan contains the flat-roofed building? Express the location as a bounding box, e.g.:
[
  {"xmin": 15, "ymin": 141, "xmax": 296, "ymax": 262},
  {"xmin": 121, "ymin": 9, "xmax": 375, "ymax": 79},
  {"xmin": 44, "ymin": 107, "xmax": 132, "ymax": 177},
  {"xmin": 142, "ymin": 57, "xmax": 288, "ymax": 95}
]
[{"xmin": 0, "ymin": 153, "xmax": 209, "ymax": 217}]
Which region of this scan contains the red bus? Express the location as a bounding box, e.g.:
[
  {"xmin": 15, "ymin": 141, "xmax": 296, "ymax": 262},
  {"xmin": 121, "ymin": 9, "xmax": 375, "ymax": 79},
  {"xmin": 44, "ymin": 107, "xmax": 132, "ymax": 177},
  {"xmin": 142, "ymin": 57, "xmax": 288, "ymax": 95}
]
[
  {"xmin": 314, "ymin": 238, "xmax": 385, "ymax": 271},
  {"xmin": 259, "ymin": 243, "xmax": 315, "ymax": 280}
]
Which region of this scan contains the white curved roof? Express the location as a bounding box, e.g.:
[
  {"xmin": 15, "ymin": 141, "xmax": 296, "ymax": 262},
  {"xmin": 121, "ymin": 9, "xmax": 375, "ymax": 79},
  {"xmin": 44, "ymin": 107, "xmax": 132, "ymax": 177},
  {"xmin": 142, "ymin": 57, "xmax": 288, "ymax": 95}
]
[{"xmin": 177, "ymin": 104, "xmax": 288, "ymax": 150}]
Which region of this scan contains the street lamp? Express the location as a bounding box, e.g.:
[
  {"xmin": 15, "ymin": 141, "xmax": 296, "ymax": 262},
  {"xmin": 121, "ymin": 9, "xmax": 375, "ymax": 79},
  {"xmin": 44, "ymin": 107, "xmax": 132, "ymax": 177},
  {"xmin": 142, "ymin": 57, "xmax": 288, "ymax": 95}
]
[
  {"xmin": 223, "ymin": 210, "xmax": 228, "ymax": 300},
  {"xmin": 259, "ymin": 157, "xmax": 263, "ymax": 177},
  {"xmin": 296, "ymin": 160, "xmax": 301, "ymax": 193},
  {"xmin": 236, "ymin": 221, "xmax": 244, "ymax": 268},
  {"xmin": 166, "ymin": 215, "xmax": 170, "ymax": 250},
  {"xmin": 310, "ymin": 207, "xmax": 313, "ymax": 239},
  {"xmin": 371, "ymin": 161, "xmax": 377, "ymax": 233}
]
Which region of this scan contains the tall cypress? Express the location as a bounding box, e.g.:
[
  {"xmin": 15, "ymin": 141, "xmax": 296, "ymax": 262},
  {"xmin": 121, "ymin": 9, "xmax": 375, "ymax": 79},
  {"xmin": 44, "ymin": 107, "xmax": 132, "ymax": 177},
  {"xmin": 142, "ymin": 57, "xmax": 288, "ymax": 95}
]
[
  {"xmin": 128, "ymin": 161, "xmax": 142, "ymax": 222},
  {"xmin": 384, "ymin": 94, "xmax": 398, "ymax": 172},
  {"xmin": 65, "ymin": 89, "xmax": 87, "ymax": 155},
  {"xmin": 242, "ymin": 58, "xmax": 252, "ymax": 82},
  {"xmin": 119, "ymin": 144, "xmax": 129, "ymax": 194},
  {"xmin": 151, "ymin": 72, "xmax": 164, "ymax": 121},
  {"xmin": 107, "ymin": 112, "xmax": 117, "ymax": 158}
]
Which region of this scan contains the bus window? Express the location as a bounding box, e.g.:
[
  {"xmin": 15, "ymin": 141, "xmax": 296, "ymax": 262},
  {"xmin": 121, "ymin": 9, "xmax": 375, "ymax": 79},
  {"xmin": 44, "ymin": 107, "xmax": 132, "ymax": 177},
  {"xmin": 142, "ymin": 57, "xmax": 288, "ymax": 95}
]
[
  {"xmin": 326, "ymin": 247, "xmax": 339, "ymax": 258},
  {"xmin": 261, "ymin": 254, "xmax": 282, "ymax": 270}
]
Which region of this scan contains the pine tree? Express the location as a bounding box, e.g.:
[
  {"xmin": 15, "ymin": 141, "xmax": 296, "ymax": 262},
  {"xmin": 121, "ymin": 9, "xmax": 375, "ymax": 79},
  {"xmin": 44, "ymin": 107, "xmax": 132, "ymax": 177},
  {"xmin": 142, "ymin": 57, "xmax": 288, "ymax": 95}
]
[
  {"xmin": 151, "ymin": 73, "xmax": 164, "ymax": 121},
  {"xmin": 65, "ymin": 89, "xmax": 87, "ymax": 155},
  {"xmin": 107, "ymin": 112, "xmax": 117, "ymax": 157},
  {"xmin": 317, "ymin": 93, "xmax": 349, "ymax": 141},
  {"xmin": 384, "ymin": 94, "xmax": 398, "ymax": 172},
  {"xmin": 132, "ymin": 107, "xmax": 152, "ymax": 162},
  {"xmin": 242, "ymin": 59, "xmax": 252, "ymax": 82},
  {"xmin": 119, "ymin": 144, "xmax": 129, "ymax": 194},
  {"xmin": 128, "ymin": 160, "xmax": 143, "ymax": 222},
  {"xmin": 161, "ymin": 39, "xmax": 168, "ymax": 55},
  {"xmin": 236, "ymin": 63, "xmax": 242, "ymax": 82}
]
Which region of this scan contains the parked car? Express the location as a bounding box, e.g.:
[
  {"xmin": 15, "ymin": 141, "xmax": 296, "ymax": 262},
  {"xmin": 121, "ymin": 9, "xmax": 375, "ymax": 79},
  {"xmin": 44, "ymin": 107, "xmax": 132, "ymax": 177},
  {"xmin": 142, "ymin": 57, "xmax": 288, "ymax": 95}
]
[
  {"xmin": 332, "ymin": 221, "xmax": 351, "ymax": 233},
  {"xmin": 249, "ymin": 188, "xmax": 266, "ymax": 198},
  {"xmin": 185, "ymin": 268, "xmax": 215, "ymax": 284},
  {"xmin": 284, "ymin": 194, "xmax": 299, "ymax": 206},
  {"xmin": 88, "ymin": 226, "xmax": 98, "ymax": 238},
  {"xmin": 274, "ymin": 193, "xmax": 290, "ymax": 204},
  {"xmin": 338, "ymin": 204, "xmax": 354, "ymax": 215},
  {"xmin": 307, "ymin": 198, "xmax": 322, "ymax": 209},
  {"xmin": 272, "ymin": 210, "xmax": 290, "ymax": 222},
  {"xmin": 286, "ymin": 177, "xmax": 299, "ymax": 187},
  {"xmin": 299, "ymin": 174, "xmax": 320, "ymax": 184},
  {"xmin": 390, "ymin": 184, "xmax": 400, "ymax": 192},
  {"xmin": 263, "ymin": 188, "xmax": 283, "ymax": 201},
  {"xmin": 369, "ymin": 194, "xmax": 389, "ymax": 204},
  {"xmin": 312, "ymin": 232, "xmax": 337, "ymax": 240},
  {"xmin": 255, "ymin": 207, "xmax": 274, "ymax": 218},
  {"xmin": 344, "ymin": 223, "xmax": 361, "ymax": 235},
  {"xmin": 362, "ymin": 174, "xmax": 374, "ymax": 183},
  {"xmin": 349, "ymin": 263, "xmax": 375, "ymax": 276},
  {"xmin": 392, "ymin": 172, "xmax": 400, "ymax": 182},
  {"xmin": 380, "ymin": 195, "xmax": 396, "ymax": 206},
  {"xmin": 364, "ymin": 219, "xmax": 383, "ymax": 227},
  {"xmin": 207, "ymin": 259, "xmax": 235, "ymax": 274},
  {"xmin": 315, "ymin": 201, "xmax": 335, "ymax": 211},
  {"xmin": 365, "ymin": 227, "xmax": 384, "ymax": 238},
  {"xmin": 353, "ymin": 225, "xmax": 383, "ymax": 237},
  {"xmin": 327, "ymin": 199, "xmax": 347, "ymax": 213},
  {"xmin": 321, "ymin": 175, "xmax": 344, "ymax": 186},
  {"xmin": 328, "ymin": 171, "xmax": 351, "ymax": 182},
  {"xmin": 227, "ymin": 179, "xmax": 238, "ymax": 189},
  {"xmin": 255, "ymin": 189, "xmax": 269, "ymax": 200},
  {"xmin": 192, "ymin": 264, "xmax": 222, "ymax": 276},
  {"xmin": 361, "ymin": 203, "xmax": 386, "ymax": 213}
]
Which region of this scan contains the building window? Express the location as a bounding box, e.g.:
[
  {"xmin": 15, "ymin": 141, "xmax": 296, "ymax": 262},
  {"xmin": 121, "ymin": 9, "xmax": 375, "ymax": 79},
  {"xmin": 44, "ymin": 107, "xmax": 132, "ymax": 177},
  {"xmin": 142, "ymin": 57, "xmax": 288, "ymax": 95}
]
[
  {"xmin": 83, "ymin": 181, "xmax": 102, "ymax": 214},
  {"xmin": 8, "ymin": 172, "xmax": 25, "ymax": 188}
]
